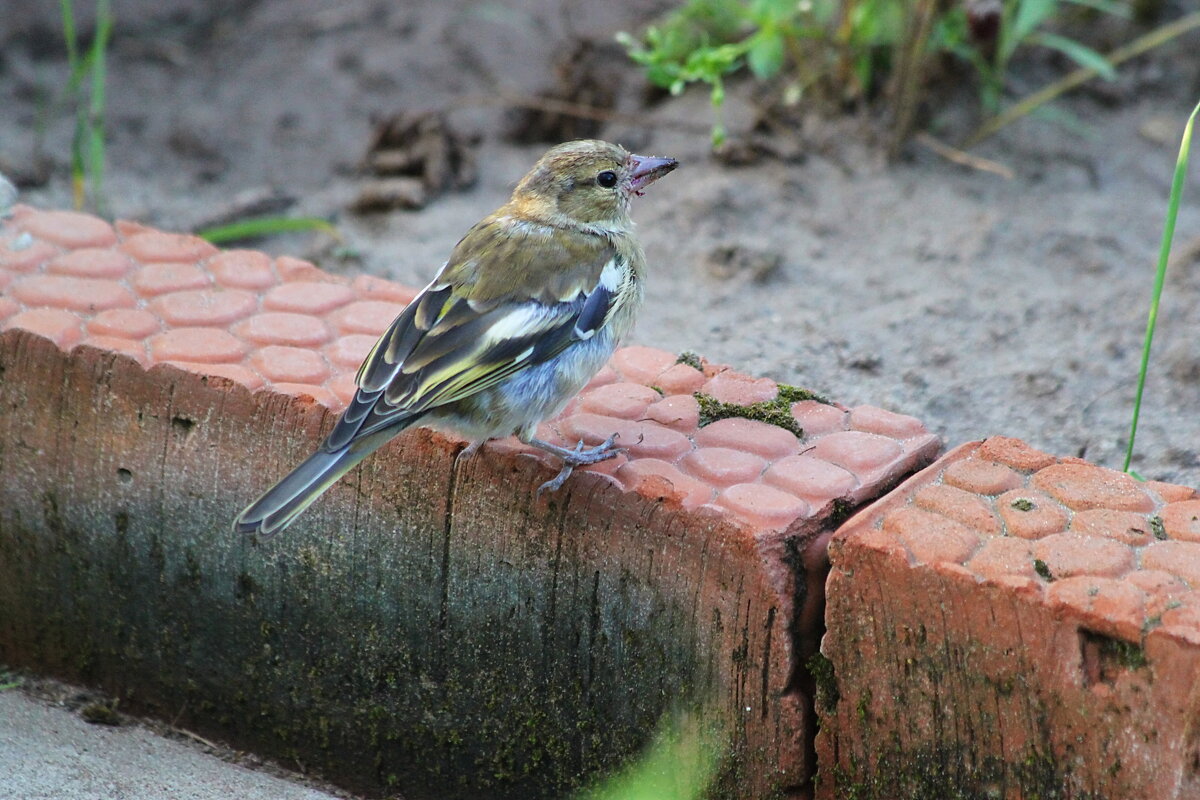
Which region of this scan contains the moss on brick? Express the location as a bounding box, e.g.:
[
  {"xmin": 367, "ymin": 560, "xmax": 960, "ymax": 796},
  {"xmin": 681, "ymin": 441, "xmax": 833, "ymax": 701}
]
[{"xmin": 694, "ymin": 383, "xmax": 829, "ymax": 437}]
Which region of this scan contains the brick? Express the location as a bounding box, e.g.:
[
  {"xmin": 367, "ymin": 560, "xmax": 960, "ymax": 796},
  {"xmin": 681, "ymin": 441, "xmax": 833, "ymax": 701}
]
[
  {"xmin": 652, "ymin": 362, "xmax": 705, "ymax": 394},
  {"xmin": 325, "ymin": 334, "xmax": 377, "ymax": 368},
  {"xmin": 790, "ymin": 400, "xmax": 846, "ymax": 436},
  {"xmin": 209, "ymin": 250, "xmax": 277, "ymax": 289},
  {"xmin": 275, "ymin": 255, "xmax": 331, "ymax": 282},
  {"xmin": 913, "ymin": 483, "xmax": 1001, "ymax": 535},
  {"xmin": 264, "ymin": 281, "xmax": 356, "ymax": 314},
  {"xmin": 576, "ymin": 382, "xmax": 661, "ymax": 419},
  {"xmin": 608, "ymin": 345, "xmax": 676, "ymax": 385},
  {"xmin": 699, "ymin": 370, "xmax": 777, "ymax": 405},
  {"xmin": 643, "ymin": 394, "xmax": 700, "ymax": 431},
  {"xmin": 329, "ymin": 300, "xmax": 405, "ymax": 335},
  {"xmin": 12, "ymin": 274, "xmax": 135, "ymax": 312},
  {"xmin": 235, "ymin": 312, "xmax": 333, "ymax": 347},
  {"xmin": 121, "ymin": 231, "xmax": 217, "ymax": 263},
  {"xmin": 149, "ymin": 289, "xmax": 258, "ymax": 326},
  {"xmin": 77, "ymin": 335, "xmax": 148, "ymax": 366},
  {"xmin": 131, "ymin": 263, "xmax": 212, "ymax": 296},
  {"xmin": 810, "ymin": 430, "xmax": 902, "ymax": 476},
  {"xmin": 88, "ymin": 309, "xmax": 161, "ymax": 339},
  {"xmin": 882, "ymin": 507, "xmax": 981, "ymax": 565},
  {"xmin": 975, "ymin": 435, "xmax": 1057, "ymax": 471},
  {"xmin": 1141, "ymin": 541, "xmax": 1200, "ymax": 586},
  {"xmin": 249, "ymin": 346, "xmax": 331, "ymax": 385},
  {"xmin": 0, "ymin": 238, "xmax": 58, "ymax": 272},
  {"xmin": 164, "ymin": 361, "xmax": 264, "ymax": 391},
  {"xmin": 680, "ymin": 447, "xmax": 768, "ymax": 488},
  {"xmin": 1031, "ymin": 532, "xmax": 1134, "ymax": 580},
  {"xmin": 1146, "ymin": 480, "xmax": 1196, "ymax": 503},
  {"xmin": 848, "ymin": 405, "xmax": 926, "ymax": 438},
  {"xmin": 270, "ymin": 382, "xmax": 341, "ymax": 409},
  {"xmin": 966, "ymin": 536, "xmax": 1037, "ymax": 581},
  {"xmin": 558, "ymin": 413, "xmax": 691, "ymax": 461},
  {"xmin": 150, "ymin": 328, "xmax": 247, "ymax": 363},
  {"xmin": 615, "ymin": 458, "xmax": 714, "ymax": 509},
  {"xmin": 1071, "ymin": 508, "xmax": 1154, "ymax": 546},
  {"xmin": 3, "ymin": 308, "xmax": 83, "ymax": 348},
  {"xmin": 762, "ymin": 455, "xmax": 858, "ymax": 506},
  {"xmin": 941, "ymin": 457, "xmax": 1023, "ymax": 495},
  {"xmin": 46, "ymin": 248, "xmax": 133, "ymax": 278},
  {"xmin": 351, "ymin": 274, "xmax": 419, "ymax": 304},
  {"xmin": 997, "ymin": 488, "xmax": 1070, "ymax": 539},
  {"xmin": 18, "ymin": 209, "xmax": 116, "ymax": 248},
  {"xmin": 0, "ymin": 297, "xmax": 18, "ymax": 323},
  {"xmin": 715, "ymin": 483, "xmax": 809, "ymax": 530},
  {"xmin": 1045, "ymin": 576, "xmax": 1146, "ymax": 640},
  {"xmin": 1032, "ymin": 462, "xmax": 1155, "ymax": 512},
  {"xmin": 1161, "ymin": 499, "xmax": 1200, "ymax": 542},
  {"xmin": 694, "ymin": 417, "xmax": 800, "ymax": 459}
]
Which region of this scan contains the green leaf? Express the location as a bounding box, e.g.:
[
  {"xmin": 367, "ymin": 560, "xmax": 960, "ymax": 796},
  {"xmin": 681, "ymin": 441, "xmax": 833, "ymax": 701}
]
[
  {"xmin": 196, "ymin": 216, "xmax": 340, "ymax": 244},
  {"xmin": 1029, "ymin": 31, "xmax": 1117, "ymax": 80},
  {"xmin": 747, "ymin": 30, "xmax": 785, "ymax": 79},
  {"xmin": 1006, "ymin": 0, "xmax": 1059, "ymax": 60},
  {"xmin": 1061, "ymin": 0, "xmax": 1131, "ymax": 17}
]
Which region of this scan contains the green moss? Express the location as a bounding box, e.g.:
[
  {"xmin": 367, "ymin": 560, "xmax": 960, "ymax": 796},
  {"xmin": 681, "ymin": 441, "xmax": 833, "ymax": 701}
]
[
  {"xmin": 676, "ymin": 351, "xmax": 703, "ymax": 370},
  {"xmin": 1100, "ymin": 637, "xmax": 1147, "ymax": 670},
  {"xmin": 1150, "ymin": 515, "xmax": 1167, "ymax": 540},
  {"xmin": 81, "ymin": 698, "xmax": 120, "ymax": 725},
  {"xmin": 806, "ymin": 652, "xmax": 839, "ymax": 714},
  {"xmin": 1010, "ymin": 497, "xmax": 1035, "ymax": 512},
  {"xmin": 1033, "ymin": 558, "xmax": 1054, "ymax": 582}
]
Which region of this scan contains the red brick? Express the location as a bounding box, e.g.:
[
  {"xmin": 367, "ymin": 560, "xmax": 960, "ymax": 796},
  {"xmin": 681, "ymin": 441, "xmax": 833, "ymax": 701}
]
[
  {"xmin": 88, "ymin": 309, "xmax": 161, "ymax": 339},
  {"xmin": 150, "ymin": 328, "xmax": 248, "ymax": 363},
  {"xmin": 558, "ymin": 413, "xmax": 691, "ymax": 461},
  {"xmin": 235, "ymin": 312, "xmax": 332, "ymax": 347},
  {"xmin": 1032, "ymin": 463, "xmax": 1155, "ymax": 512},
  {"xmin": 615, "ymin": 458, "xmax": 714, "ymax": 509},
  {"xmin": 762, "ymin": 455, "xmax": 858, "ymax": 505},
  {"xmin": 209, "ymin": 250, "xmax": 277, "ymax": 289},
  {"xmin": 583, "ymin": 365, "xmax": 619, "ymax": 391},
  {"xmin": 608, "ymin": 345, "xmax": 676, "ymax": 385},
  {"xmin": 19, "ymin": 209, "xmax": 116, "ymax": 248},
  {"xmin": 325, "ymin": 334, "xmax": 377, "ymax": 368},
  {"xmin": 165, "ymin": 361, "xmax": 264, "ymax": 391},
  {"xmin": 264, "ymin": 281, "xmax": 356, "ymax": 314},
  {"xmin": 643, "ymin": 394, "xmax": 700, "ymax": 431},
  {"xmin": 577, "ymin": 382, "xmax": 661, "ymax": 419},
  {"xmin": 149, "ymin": 289, "xmax": 258, "ymax": 327},
  {"xmin": 699, "ymin": 370, "xmax": 777, "ymax": 405},
  {"xmin": 1161, "ymin": 500, "xmax": 1200, "ymax": 542},
  {"xmin": 328, "ymin": 373, "xmax": 358, "ymax": 406},
  {"xmin": 1031, "ymin": 533, "xmax": 1134, "ymax": 580},
  {"xmin": 1146, "ymin": 481, "xmax": 1196, "ymax": 503},
  {"xmin": 810, "ymin": 431, "xmax": 902, "ymax": 475},
  {"xmin": 3, "ymin": 308, "xmax": 83, "ymax": 348},
  {"xmin": 715, "ymin": 483, "xmax": 809, "ymax": 530},
  {"xmin": 12, "ymin": 274, "xmax": 135, "ymax": 312},
  {"xmin": 0, "ymin": 297, "xmax": 18, "ymax": 322},
  {"xmin": 941, "ymin": 457, "xmax": 1024, "ymax": 495},
  {"xmin": 329, "ymin": 300, "xmax": 405, "ymax": 335},
  {"xmin": 77, "ymin": 335, "xmax": 148, "ymax": 366},
  {"xmin": 249, "ymin": 345, "xmax": 331, "ymax": 385},
  {"xmin": 848, "ymin": 405, "xmax": 926, "ymax": 438},
  {"xmin": 121, "ymin": 231, "xmax": 217, "ymax": 263},
  {"xmin": 275, "ymin": 255, "xmax": 332, "ymax": 282},
  {"xmin": 975, "ymin": 436, "xmax": 1057, "ymax": 471},
  {"xmin": 790, "ymin": 400, "xmax": 846, "ymax": 436},
  {"xmin": 966, "ymin": 536, "xmax": 1036, "ymax": 581},
  {"xmin": 914, "ymin": 483, "xmax": 1001, "ymax": 535},
  {"xmin": 1045, "ymin": 576, "xmax": 1146, "ymax": 640},
  {"xmin": 46, "ymin": 248, "xmax": 133, "ymax": 278},
  {"xmin": 270, "ymin": 381, "xmax": 341, "ymax": 409},
  {"xmin": 1127, "ymin": 570, "xmax": 1191, "ymax": 616},
  {"xmin": 997, "ymin": 488, "xmax": 1069, "ymax": 539},
  {"xmin": 131, "ymin": 263, "xmax": 212, "ymax": 296},
  {"xmin": 0, "ymin": 238, "xmax": 58, "ymax": 272},
  {"xmin": 881, "ymin": 507, "xmax": 981, "ymax": 565},
  {"xmin": 679, "ymin": 447, "xmax": 767, "ymax": 487},
  {"xmin": 351, "ymin": 274, "xmax": 419, "ymax": 304},
  {"xmin": 1071, "ymin": 509, "xmax": 1154, "ymax": 546},
  {"xmin": 694, "ymin": 417, "xmax": 800, "ymax": 459},
  {"xmin": 1141, "ymin": 541, "xmax": 1200, "ymax": 586},
  {"xmin": 653, "ymin": 362, "xmax": 705, "ymax": 394}
]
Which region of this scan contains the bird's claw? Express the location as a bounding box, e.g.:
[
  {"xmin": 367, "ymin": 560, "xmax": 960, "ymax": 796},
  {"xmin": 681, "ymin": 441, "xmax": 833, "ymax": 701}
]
[{"xmin": 534, "ymin": 433, "xmax": 625, "ymax": 496}]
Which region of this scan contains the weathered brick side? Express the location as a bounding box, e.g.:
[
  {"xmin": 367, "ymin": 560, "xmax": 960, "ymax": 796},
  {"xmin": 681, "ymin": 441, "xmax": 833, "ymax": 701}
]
[
  {"xmin": 0, "ymin": 207, "xmax": 941, "ymax": 798},
  {"xmin": 818, "ymin": 437, "xmax": 1200, "ymax": 799}
]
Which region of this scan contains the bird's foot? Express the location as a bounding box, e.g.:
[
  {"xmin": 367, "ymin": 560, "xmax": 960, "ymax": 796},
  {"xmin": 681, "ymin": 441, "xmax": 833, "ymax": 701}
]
[{"xmin": 529, "ymin": 434, "xmax": 624, "ymax": 495}]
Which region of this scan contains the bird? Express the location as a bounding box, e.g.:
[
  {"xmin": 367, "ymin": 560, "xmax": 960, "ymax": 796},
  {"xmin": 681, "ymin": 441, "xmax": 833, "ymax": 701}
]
[{"xmin": 234, "ymin": 139, "xmax": 678, "ymax": 536}]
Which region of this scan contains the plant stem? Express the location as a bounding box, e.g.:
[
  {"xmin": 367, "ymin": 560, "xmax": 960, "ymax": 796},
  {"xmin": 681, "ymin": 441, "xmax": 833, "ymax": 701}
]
[{"xmin": 1123, "ymin": 98, "xmax": 1200, "ymax": 475}]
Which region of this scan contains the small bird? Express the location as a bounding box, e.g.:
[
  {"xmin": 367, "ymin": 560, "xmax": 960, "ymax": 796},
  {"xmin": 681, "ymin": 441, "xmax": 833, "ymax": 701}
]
[{"xmin": 235, "ymin": 140, "xmax": 678, "ymax": 536}]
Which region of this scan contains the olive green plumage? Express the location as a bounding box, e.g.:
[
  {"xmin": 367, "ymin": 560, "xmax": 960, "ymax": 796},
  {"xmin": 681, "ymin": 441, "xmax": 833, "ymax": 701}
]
[{"xmin": 235, "ymin": 140, "xmax": 677, "ymax": 536}]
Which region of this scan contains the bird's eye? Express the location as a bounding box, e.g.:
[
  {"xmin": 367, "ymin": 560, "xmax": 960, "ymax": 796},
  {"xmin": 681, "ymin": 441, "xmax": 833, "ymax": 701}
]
[{"xmin": 596, "ymin": 170, "xmax": 618, "ymax": 188}]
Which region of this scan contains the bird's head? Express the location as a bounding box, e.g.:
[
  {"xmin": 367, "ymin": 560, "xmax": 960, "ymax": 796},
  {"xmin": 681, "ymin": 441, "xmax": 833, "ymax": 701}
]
[{"xmin": 511, "ymin": 139, "xmax": 678, "ymax": 231}]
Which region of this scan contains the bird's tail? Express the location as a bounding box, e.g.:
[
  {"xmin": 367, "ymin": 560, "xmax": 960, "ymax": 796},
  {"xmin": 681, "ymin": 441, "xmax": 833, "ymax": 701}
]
[{"xmin": 232, "ymin": 414, "xmax": 420, "ymax": 537}]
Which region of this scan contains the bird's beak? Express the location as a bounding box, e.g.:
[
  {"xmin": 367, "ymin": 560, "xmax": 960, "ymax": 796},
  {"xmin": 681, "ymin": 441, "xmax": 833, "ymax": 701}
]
[{"xmin": 627, "ymin": 154, "xmax": 678, "ymax": 196}]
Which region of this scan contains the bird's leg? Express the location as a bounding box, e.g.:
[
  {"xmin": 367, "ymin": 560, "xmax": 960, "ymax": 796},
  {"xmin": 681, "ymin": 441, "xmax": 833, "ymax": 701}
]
[{"xmin": 528, "ymin": 434, "xmax": 624, "ymax": 495}]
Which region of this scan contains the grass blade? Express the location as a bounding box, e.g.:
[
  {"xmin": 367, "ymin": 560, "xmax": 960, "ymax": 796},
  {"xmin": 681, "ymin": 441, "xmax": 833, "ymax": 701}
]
[
  {"xmin": 1123, "ymin": 98, "xmax": 1200, "ymax": 475},
  {"xmin": 87, "ymin": 0, "xmax": 113, "ymax": 213},
  {"xmin": 196, "ymin": 216, "xmax": 341, "ymax": 245}
]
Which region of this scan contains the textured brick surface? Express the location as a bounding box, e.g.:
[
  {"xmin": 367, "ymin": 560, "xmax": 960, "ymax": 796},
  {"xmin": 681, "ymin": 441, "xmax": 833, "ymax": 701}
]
[
  {"xmin": 818, "ymin": 436, "xmax": 1200, "ymax": 799},
  {"xmin": 0, "ymin": 206, "xmax": 943, "ymax": 799}
]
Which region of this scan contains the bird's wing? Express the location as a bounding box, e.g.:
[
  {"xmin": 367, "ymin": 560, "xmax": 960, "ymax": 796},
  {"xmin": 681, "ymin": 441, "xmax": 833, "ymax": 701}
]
[{"xmin": 322, "ymin": 217, "xmax": 620, "ymax": 452}]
